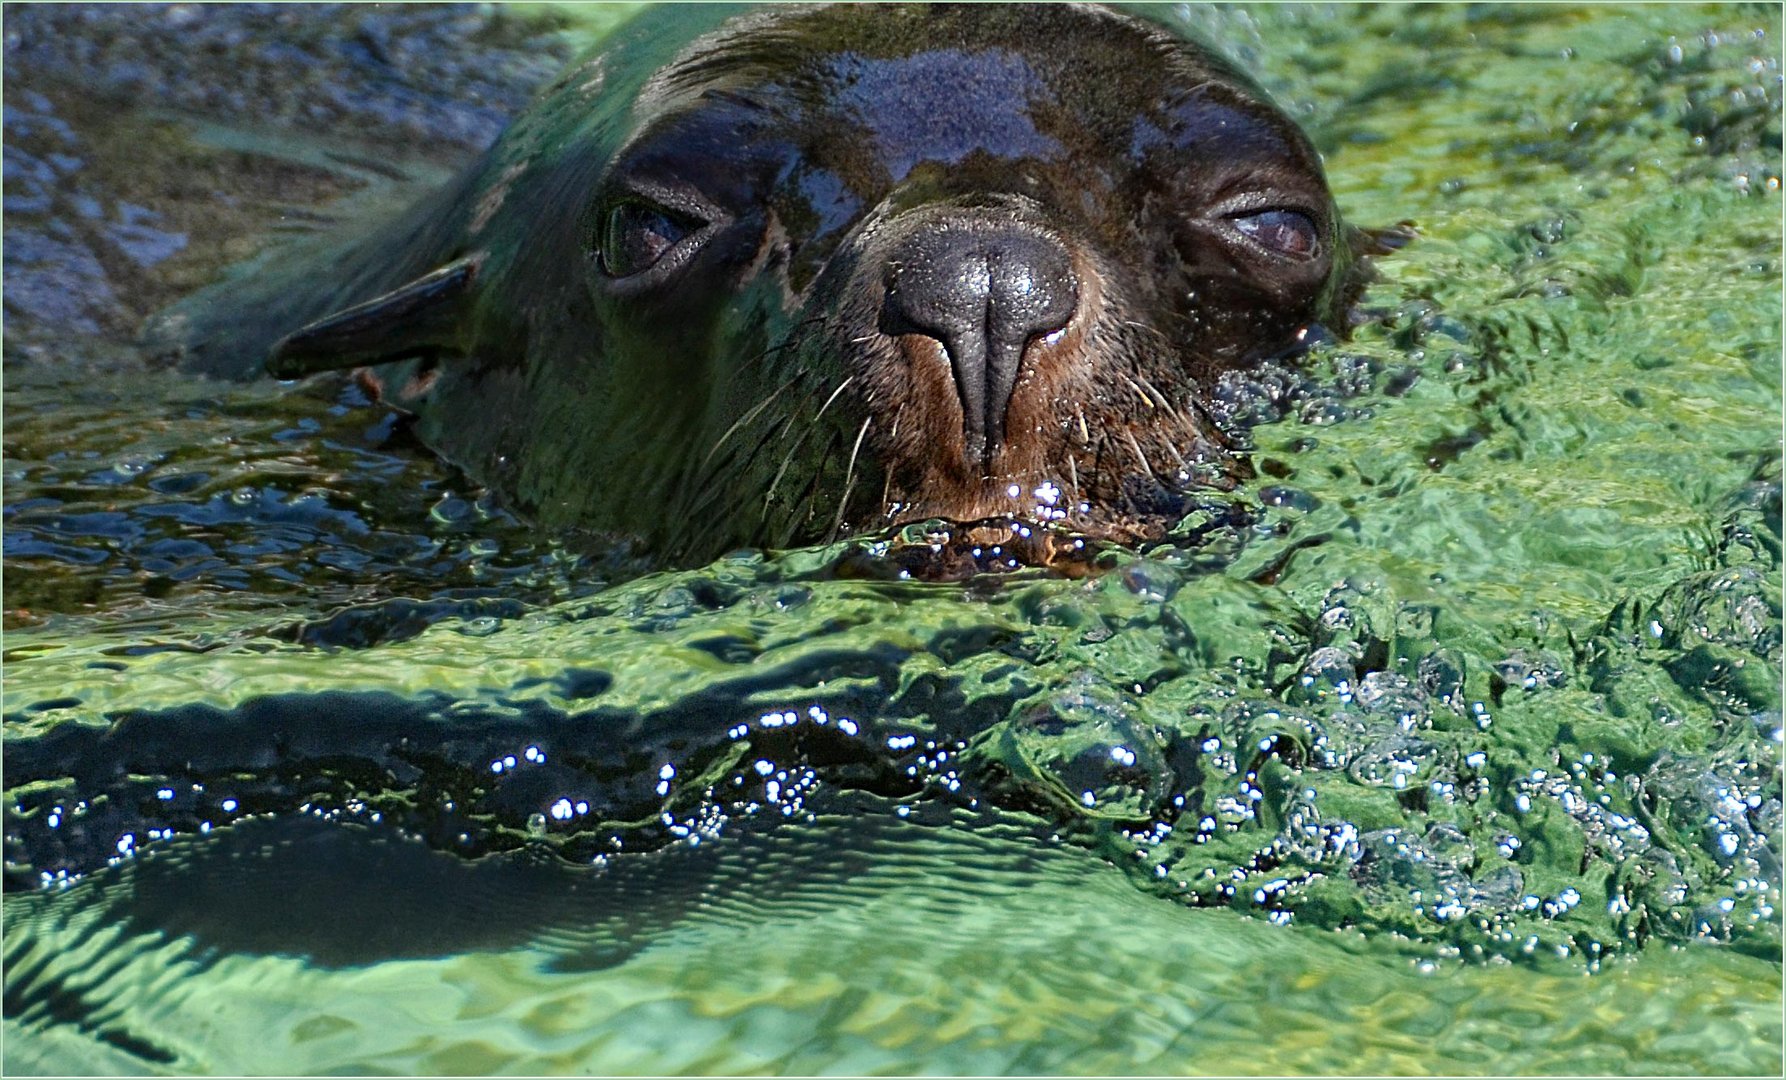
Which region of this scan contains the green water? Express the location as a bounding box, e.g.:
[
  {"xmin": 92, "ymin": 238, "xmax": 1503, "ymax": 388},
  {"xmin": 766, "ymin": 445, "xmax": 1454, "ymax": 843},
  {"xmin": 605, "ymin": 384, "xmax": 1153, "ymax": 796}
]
[{"xmin": 3, "ymin": 3, "xmax": 1781, "ymax": 1075}]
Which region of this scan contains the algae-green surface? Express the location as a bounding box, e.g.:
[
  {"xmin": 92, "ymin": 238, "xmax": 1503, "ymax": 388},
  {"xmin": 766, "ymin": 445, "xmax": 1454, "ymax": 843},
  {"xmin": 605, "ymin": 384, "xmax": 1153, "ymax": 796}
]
[{"xmin": 3, "ymin": 3, "xmax": 1780, "ymax": 1075}]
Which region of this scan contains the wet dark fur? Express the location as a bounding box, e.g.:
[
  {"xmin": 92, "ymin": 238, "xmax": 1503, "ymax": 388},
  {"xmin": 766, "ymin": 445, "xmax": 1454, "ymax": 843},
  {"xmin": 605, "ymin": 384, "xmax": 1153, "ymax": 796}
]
[{"xmin": 146, "ymin": 4, "xmax": 1379, "ymax": 564}]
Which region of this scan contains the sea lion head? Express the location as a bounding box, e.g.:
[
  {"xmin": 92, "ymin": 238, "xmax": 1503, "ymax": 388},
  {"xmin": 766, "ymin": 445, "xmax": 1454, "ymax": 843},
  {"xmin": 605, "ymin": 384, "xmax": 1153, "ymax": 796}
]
[{"xmin": 269, "ymin": 3, "xmax": 1369, "ymax": 562}]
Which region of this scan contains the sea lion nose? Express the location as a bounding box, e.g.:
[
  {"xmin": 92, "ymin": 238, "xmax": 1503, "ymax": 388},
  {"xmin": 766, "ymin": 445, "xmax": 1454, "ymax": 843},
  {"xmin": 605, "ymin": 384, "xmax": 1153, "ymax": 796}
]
[{"xmin": 882, "ymin": 222, "xmax": 1078, "ymax": 461}]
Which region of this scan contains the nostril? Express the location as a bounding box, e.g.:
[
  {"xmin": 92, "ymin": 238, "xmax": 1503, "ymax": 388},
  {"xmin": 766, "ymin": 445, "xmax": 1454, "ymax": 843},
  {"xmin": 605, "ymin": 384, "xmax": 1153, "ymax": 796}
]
[
  {"xmin": 983, "ymin": 244, "xmax": 1077, "ymax": 343},
  {"xmin": 884, "ymin": 232, "xmax": 1076, "ymax": 347},
  {"xmin": 882, "ymin": 221, "xmax": 1078, "ymax": 461}
]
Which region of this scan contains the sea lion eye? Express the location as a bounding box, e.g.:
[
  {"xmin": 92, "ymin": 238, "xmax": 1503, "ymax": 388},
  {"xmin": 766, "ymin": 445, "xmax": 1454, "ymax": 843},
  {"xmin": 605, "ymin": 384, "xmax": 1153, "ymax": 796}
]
[
  {"xmin": 1229, "ymin": 209, "xmax": 1320, "ymax": 260},
  {"xmin": 599, "ymin": 201, "xmax": 701, "ymax": 277}
]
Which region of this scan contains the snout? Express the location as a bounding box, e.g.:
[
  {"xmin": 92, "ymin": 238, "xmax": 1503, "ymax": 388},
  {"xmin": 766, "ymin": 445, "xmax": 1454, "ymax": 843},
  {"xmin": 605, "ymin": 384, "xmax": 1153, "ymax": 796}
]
[{"xmin": 878, "ymin": 209, "xmax": 1079, "ymax": 469}]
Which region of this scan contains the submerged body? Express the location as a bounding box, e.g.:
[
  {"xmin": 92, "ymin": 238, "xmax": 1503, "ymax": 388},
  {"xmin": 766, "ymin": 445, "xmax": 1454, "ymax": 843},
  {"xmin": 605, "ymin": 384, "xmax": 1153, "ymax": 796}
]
[{"xmin": 147, "ymin": 3, "xmax": 1372, "ymax": 562}]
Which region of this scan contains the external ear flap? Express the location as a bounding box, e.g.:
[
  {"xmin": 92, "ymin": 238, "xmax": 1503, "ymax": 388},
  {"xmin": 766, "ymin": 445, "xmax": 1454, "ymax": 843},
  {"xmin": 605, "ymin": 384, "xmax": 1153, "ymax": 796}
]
[
  {"xmin": 266, "ymin": 253, "xmax": 485, "ymax": 379},
  {"xmin": 1347, "ymin": 220, "xmax": 1417, "ymax": 258},
  {"xmin": 1326, "ymin": 222, "xmax": 1416, "ymax": 327}
]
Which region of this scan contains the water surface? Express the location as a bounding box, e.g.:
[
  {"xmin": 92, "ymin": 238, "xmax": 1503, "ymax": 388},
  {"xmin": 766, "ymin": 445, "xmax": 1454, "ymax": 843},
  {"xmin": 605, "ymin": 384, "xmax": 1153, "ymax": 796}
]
[{"xmin": 3, "ymin": 3, "xmax": 1780, "ymax": 1074}]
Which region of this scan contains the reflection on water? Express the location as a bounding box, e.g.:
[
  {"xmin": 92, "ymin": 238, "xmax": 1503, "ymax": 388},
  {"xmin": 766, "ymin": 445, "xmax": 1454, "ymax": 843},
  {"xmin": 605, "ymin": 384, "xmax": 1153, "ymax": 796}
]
[
  {"xmin": 2, "ymin": 359, "xmax": 631, "ymax": 639},
  {"xmin": 3, "ymin": 2, "xmax": 1781, "ymax": 1075},
  {"xmin": 6, "ymin": 804, "xmax": 1779, "ymax": 1075}
]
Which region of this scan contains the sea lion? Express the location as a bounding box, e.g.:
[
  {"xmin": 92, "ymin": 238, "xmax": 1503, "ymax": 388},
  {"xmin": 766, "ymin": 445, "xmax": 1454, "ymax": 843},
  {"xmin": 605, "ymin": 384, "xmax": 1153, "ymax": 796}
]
[{"xmin": 147, "ymin": 3, "xmax": 1380, "ymax": 564}]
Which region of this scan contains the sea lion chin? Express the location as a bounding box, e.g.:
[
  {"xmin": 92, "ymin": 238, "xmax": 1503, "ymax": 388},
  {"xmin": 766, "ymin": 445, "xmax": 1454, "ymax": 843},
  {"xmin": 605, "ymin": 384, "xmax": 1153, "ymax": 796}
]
[{"xmin": 147, "ymin": 3, "xmax": 1384, "ymax": 565}]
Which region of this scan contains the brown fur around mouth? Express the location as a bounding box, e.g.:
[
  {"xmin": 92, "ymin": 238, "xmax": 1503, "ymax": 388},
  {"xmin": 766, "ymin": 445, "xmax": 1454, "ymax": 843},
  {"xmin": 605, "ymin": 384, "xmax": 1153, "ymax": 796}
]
[{"xmin": 826, "ymin": 237, "xmax": 1244, "ymax": 542}]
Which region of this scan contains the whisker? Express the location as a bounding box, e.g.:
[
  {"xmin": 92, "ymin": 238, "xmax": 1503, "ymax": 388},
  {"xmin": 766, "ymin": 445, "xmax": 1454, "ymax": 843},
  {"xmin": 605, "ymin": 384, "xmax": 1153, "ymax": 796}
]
[
  {"xmin": 682, "ymin": 376, "xmax": 827, "ymax": 522},
  {"xmin": 829, "ymin": 414, "xmax": 873, "ymax": 542},
  {"xmin": 701, "ymin": 372, "xmax": 805, "ymax": 468},
  {"xmin": 1132, "ymin": 372, "xmax": 1180, "ymax": 416},
  {"xmin": 717, "ymin": 315, "xmax": 830, "ymax": 386},
  {"xmin": 1123, "ymin": 375, "xmax": 1157, "ymax": 412},
  {"xmin": 761, "ymin": 373, "xmax": 855, "ymax": 522},
  {"xmin": 764, "ymin": 411, "xmax": 820, "ymax": 518},
  {"xmin": 1123, "ymin": 429, "xmax": 1162, "ymax": 483},
  {"xmin": 878, "ymin": 402, "xmax": 906, "ymax": 519},
  {"xmin": 1158, "ymin": 435, "xmax": 1190, "ymax": 474},
  {"xmin": 678, "ymin": 383, "xmax": 814, "ymax": 510},
  {"xmin": 1088, "ymin": 432, "xmax": 1115, "ymax": 502},
  {"xmin": 811, "ymin": 374, "xmax": 857, "ymax": 424},
  {"xmin": 786, "ymin": 426, "xmax": 845, "ymax": 546}
]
